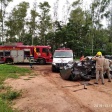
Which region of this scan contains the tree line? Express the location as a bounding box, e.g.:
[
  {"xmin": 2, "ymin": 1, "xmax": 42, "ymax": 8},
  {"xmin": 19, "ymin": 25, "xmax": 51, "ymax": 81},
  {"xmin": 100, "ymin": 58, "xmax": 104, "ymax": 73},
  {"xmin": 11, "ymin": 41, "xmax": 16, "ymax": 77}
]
[{"xmin": 0, "ymin": 0, "xmax": 111, "ymax": 56}]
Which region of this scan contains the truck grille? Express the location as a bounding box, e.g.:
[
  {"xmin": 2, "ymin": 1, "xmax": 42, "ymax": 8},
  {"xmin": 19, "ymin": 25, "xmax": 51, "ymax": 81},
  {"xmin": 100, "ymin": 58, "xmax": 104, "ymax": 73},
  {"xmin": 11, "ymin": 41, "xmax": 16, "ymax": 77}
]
[{"xmin": 56, "ymin": 63, "xmax": 67, "ymax": 67}]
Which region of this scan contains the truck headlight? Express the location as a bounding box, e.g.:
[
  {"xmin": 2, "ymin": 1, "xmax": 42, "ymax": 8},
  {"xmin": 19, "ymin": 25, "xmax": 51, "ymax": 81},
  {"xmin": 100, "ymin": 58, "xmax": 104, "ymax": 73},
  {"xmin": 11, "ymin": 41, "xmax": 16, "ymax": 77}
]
[{"xmin": 52, "ymin": 62, "xmax": 56, "ymax": 65}]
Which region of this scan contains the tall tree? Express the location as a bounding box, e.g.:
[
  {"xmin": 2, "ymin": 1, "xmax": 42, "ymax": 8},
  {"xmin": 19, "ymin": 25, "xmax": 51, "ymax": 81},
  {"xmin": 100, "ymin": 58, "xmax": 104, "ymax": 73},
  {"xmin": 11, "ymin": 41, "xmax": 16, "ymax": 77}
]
[
  {"xmin": 90, "ymin": 0, "xmax": 111, "ymax": 54},
  {"xmin": 107, "ymin": 1, "xmax": 112, "ymax": 53},
  {"xmin": 68, "ymin": 0, "xmax": 87, "ymax": 55},
  {"xmin": 5, "ymin": 1, "xmax": 29, "ymax": 42},
  {"xmin": 38, "ymin": 1, "xmax": 52, "ymax": 45},
  {"xmin": 0, "ymin": 0, "xmax": 13, "ymax": 44},
  {"xmin": 62, "ymin": 0, "xmax": 72, "ymax": 24},
  {"xmin": 91, "ymin": 0, "xmax": 110, "ymax": 29},
  {"xmin": 53, "ymin": 0, "xmax": 59, "ymax": 22},
  {"xmin": 26, "ymin": 1, "xmax": 38, "ymax": 45}
]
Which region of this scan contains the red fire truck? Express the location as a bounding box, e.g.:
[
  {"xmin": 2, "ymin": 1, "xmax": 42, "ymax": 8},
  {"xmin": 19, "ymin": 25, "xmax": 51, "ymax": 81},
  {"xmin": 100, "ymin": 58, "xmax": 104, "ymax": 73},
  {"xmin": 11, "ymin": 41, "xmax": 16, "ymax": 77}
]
[{"xmin": 0, "ymin": 42, "xmax": 52, "ymax": 64}]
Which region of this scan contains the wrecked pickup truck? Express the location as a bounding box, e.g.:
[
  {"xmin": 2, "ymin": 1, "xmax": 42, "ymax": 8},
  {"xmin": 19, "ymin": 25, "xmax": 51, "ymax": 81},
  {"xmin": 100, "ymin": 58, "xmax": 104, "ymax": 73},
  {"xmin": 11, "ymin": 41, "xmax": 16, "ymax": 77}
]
[{"xmin": 60, "ymin": 58, "xmax": 112, "ymax": 81}]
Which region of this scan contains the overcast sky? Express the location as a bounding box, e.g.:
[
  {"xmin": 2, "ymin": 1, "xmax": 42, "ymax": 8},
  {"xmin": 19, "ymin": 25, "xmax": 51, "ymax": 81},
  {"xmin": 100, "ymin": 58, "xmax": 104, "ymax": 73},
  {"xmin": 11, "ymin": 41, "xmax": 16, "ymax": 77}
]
[
  {"xmin": 6, "ymin": 0, "xmax": 108, "ymax": 27},
  {"xmin": 8, "ymin": 0, "xmax": 91, "ymax": 10},
  {"xmin": 7, "ymin": 0, "xmax": 91, "ymax": 21}
]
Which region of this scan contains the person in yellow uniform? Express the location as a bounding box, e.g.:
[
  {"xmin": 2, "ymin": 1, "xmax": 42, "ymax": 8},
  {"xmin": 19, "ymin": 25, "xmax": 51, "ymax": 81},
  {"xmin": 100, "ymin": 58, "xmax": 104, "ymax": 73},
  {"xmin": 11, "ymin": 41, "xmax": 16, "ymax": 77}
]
[
  {"xmin": 103, "ymin": 57, "xmax": 112, "ymax": 82},
  {"xmin": 92, "ymin": 51, "xmax": 105, "ymax": 84}
]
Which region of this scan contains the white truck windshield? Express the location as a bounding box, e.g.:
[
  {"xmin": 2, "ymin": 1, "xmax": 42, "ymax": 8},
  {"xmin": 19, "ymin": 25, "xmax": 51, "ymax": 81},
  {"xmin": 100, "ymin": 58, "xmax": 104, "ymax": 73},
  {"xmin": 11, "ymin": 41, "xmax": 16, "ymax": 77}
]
[{"xmin": 53, "ymin": 51, "xmax": 73, "ymax": 58}]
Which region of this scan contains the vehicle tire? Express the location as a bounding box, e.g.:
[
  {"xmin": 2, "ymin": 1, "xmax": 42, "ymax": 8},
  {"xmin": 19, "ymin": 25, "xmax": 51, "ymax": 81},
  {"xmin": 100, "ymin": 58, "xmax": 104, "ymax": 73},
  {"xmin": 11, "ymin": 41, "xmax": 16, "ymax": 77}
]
[
  {"xmin": 80, "ymin": 73, "xmax": 91, "ymax": 81},
  {"xmin": 39, "ymin": 59, "xmax": 46, "ymax": 65},
  {"xmin": 52, "ymin": 66, "xmax": 56, "ymax": 72},
  {"xmin": 5, "ymin": 58, "xmax": 13, "ymax": 64},
  {"xmin": 69, "ymin": 74, "xmax": 81, "ymax": 81},
  {"xmin": 60, "ymin": 69, "xmax": 71, "ymax": 80}
]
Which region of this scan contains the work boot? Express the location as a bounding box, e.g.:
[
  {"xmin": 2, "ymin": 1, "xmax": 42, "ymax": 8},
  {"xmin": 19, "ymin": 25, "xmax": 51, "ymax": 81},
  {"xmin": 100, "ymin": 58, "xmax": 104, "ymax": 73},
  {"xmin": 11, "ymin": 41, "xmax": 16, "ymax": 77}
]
[
  {"xmin": 102, "ymin": 83, "xmax": 105, "ymax": 85},
  {"xmin": 94, "ymin": 82, "xmax": 98, "ymax": 84}
]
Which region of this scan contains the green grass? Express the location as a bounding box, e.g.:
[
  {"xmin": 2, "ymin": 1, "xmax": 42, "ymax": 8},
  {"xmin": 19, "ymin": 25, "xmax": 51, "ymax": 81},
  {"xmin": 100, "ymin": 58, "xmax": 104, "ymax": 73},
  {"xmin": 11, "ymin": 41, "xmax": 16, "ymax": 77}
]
[
  {"xmin": 0, "ymin": 64, "xmax": 31, "ymax": 84},
  {"xmin": 0, "ymin": 64, "xmax": 31, "ymax": 112},
  {"xmin": 0, "ymin": 98, "xmax": 14, "ymax": 112},
  {"xmin": 0, "ymin": 85, "xmax": 21, "ymax": 112},
  {"xmin": 0, "ymin": 89, "xmax": 21, "ymax": 101},
  {"xmin": 0, "ymin": 88, "xmax": 21, "ymax": 112},
  {"xmin": 0, "ymin": 84, "xmax": 5, "ymax": 89}
]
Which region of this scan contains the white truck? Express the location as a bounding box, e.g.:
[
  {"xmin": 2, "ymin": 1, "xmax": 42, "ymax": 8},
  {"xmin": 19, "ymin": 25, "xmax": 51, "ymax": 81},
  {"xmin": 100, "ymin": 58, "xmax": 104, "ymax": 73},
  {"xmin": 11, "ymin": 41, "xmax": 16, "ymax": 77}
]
[{"xmin": 52, "ymin": 48, "xmax": 74, "ymax": 72}]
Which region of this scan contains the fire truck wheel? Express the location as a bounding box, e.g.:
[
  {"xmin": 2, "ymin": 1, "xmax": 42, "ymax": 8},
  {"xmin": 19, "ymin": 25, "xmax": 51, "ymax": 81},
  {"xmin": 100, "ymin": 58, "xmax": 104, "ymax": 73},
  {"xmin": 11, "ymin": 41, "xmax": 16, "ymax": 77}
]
[
  {"xmin": 5, "ymin": 58, "xmax": 13, "ymax": 64},
  {"xmin": 39, "ymin": 59, "xmax": 46, "ymax": 65}
]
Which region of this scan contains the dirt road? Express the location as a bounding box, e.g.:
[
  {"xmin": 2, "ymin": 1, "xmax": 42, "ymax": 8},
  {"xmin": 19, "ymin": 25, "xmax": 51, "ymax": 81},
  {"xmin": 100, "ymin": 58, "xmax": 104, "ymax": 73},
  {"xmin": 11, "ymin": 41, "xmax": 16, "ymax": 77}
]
[{"xmin": 5, "ymin": 64, "xmax": 112, "ymax": 112}]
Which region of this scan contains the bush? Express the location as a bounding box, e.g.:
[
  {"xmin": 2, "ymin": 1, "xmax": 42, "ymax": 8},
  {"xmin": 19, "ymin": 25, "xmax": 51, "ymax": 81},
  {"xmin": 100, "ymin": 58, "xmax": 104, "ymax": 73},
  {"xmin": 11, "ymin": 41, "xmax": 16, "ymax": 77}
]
[{"xmin": 0, "ymin": 90, "xmax": 21, "ymax": 100}]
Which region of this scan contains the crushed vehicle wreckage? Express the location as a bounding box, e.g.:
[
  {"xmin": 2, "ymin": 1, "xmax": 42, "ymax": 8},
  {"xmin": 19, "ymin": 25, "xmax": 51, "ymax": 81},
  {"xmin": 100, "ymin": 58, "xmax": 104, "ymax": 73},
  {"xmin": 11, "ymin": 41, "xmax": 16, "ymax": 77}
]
[{"xmin": 60, "ymin": 58, "xmax": 112, "ymax": 81}]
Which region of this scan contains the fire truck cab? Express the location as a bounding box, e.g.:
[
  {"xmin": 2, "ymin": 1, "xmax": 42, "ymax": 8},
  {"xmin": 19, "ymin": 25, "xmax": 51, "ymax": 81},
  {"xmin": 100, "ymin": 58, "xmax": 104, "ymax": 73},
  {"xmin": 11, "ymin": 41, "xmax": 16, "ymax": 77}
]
[{"xmin": 0, "ymin": 43, "xmax": 52, "ymax": 64}]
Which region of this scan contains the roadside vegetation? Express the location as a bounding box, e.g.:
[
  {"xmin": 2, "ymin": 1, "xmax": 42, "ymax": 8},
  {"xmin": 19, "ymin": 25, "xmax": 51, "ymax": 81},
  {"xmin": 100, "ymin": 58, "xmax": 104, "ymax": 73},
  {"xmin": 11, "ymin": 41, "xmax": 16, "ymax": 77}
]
[
  {"xmin": 0, "ymin": 64, "xmax": 31, "ymax": 84},
  {"xmin": 0, "ymin": 0, "xmax": 111, "ymax": 57},
  {"xmin": 0, "ymin": 64, "xmax": 31, "ymax": 112}
]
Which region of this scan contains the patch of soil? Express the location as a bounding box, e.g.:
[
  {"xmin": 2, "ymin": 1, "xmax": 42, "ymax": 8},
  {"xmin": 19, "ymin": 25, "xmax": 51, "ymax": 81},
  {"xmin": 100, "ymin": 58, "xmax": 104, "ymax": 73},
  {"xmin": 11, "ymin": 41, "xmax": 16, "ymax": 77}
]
[{"xmin": 4, "ymin": 65, "xmax": 112, "ymax": 112}]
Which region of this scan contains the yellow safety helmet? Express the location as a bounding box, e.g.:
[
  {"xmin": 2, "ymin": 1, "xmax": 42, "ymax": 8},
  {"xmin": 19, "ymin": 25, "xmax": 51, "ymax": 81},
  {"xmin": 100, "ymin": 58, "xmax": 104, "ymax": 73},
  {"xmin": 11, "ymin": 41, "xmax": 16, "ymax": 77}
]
[{"xmin": 96, "ymin": 51, "xmax": 102, "ymax": 56}]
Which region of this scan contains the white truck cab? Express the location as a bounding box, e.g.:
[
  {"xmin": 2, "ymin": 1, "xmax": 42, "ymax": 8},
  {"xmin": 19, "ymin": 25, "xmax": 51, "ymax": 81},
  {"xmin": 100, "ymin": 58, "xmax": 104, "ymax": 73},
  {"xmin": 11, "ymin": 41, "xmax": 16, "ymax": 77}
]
[{"xmin": 52, "ymin": 48, "xmax": 74, "ymax": 72}]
